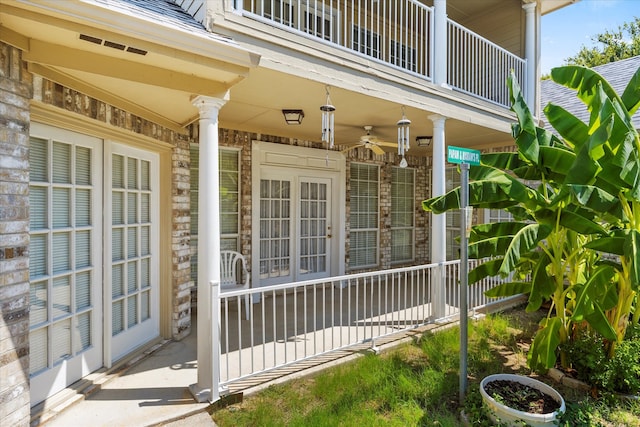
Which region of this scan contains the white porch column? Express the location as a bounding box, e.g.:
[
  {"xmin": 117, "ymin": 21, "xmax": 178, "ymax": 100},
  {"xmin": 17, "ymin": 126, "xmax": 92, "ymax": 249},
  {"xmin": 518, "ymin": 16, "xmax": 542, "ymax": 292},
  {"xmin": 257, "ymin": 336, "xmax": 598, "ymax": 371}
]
[
  {"xmin": 433, "ymin": 0, "xmax": 448, "ymax": 87},
  {"xmin": 189, "ymin": 93, "xmax": 229, "ymax": 403},
  {"xmin": 430, "ymin": 114, "xmax": 447, "ymax": 320},
  {"xmin": 523, "ymin": 1, "xmax": 536, "ymax": 112}
]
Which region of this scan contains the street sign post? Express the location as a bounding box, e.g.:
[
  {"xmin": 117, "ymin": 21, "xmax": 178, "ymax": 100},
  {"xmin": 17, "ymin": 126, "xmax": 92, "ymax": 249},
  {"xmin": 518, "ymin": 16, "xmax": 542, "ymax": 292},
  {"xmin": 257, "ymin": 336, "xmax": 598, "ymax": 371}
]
[{"xmin": 447, "ymin": 146, "xmax": 480, "ymax": 403}]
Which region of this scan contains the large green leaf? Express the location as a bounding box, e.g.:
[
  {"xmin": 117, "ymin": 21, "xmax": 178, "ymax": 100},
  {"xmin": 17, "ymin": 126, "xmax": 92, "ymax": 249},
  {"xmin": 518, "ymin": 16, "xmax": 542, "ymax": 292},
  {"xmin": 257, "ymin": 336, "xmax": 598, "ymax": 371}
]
[
  {"xmin": 468, "ymin": 235, "xmax": 514, "ymax": 259},
  {"xmin": 567, "ymin": 184, "xmax": 621, "ymax": 218},
  {"xmin": 551, "ymin": 66, "xmax": 623, "ymax": 116},
  {"xmin": 543, "ymin": 103, "xmax": 589, "ymax": 149},
  {"xmin": 586, "ymin": 236, "xmax": 626, "ymax": 256},
  {"xmin": 469, "ymin": 221, "xmax": 530, "ymax": 242},
  {"xmin": 484, "ymin": 281, "xmax": 532, "ymax": 298},
  {"xmin": 621, "ymin": 65, "xmax": 640, "ymax": 115},
  {"xmin": 625, "ymin": 229, "xmax": 640, "ymax": 291},
  {"xmin": 468, "ymin": 259, "xmax": 504, "ymax": 283},
  {"xmin": 498, "ymin": 223, "xmax": 552, "ymax": 276},
  {"xmin": 508, "ymin": 72, "xmax": 539, "ymax": 164},
  {"xmin": 538, "ymin": 146, "xmax": 576, "ymax": 180},
  {"xmin": 527, "ymin": 252, "xmax": 554, "ymax": 312},
  {"xmin": 572, "ymin": 266, "xmax": 617, "ymax": 322},
  {"xmin": 558, "ymin": 210, "xmax": 607, "ymax": 235},
  {"xmin": 481, "ymin": 152, "xmax": 525, "ymax": 170},
  {"xmin": 528, "ymin": 317, "xmax": 563, "ymax": 371}
]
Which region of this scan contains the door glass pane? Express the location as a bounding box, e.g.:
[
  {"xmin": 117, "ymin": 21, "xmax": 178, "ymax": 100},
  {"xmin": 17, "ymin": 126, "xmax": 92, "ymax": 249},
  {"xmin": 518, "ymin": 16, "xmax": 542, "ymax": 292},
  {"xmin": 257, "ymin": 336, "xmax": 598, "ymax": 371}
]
[
  {"xmin": 76, "ymin": 146, "xmax": 91, "ymax": 185},
  {"xmin": 76, "ymin": 189, "xmax": 91, "ymax": 226},
  {"xmin": 112, "ymin": 154, "xmax": 124, "ymax": 188},
  {"xmin": 52, "ymin": 142, "xmax": 71, "ymax": 184},
  {"xmin": 52, "ymin": 232, "xmax": 70, "ymax": 273},
  {"xmin": 30, "ymin": 138, "xmax": 48, "ymax": 182},
  {"xmin": 127, "ymin": 296, "xmax": 137, "ymax": 328},
  {"xmin": 75, "ymin": 312, "xmax": 91, "ymax": 352},
  {"xmin": 52, "ymin": 188, "xmax": 70, "ymax": 228},
  {"xmin": 127, "ymin": 158, "xmax": 137, "ymax": 189},
  {"xmin": 30, "ymin": 234, "xmax": 47, "ymax": 278},
  {"xmin": 112, "ymin": 264, "xmax": 124, "ymax": 298},
  {"xmin": 30, "ymin": 328, "xmax": 48, "ymax": 374},
  {"xmin": 30, "ymin": 187, "xmax": 48, "ymax": 229},
  {"xmin": 76, "ymin": 231, "xmax": 91, "ymax": 268},
  {"xmin": 112, "ymin": 300, "xmax": 124, "ymax": 335},
  {"xmin": 76, "ymin": 272, "xmax": 91, "ymax": 310},
  {"xmin": 52, "ymin": 319, "xmax": 71, "ymax": 364},
  {"xmin": 30, "ymin": 281, "xmax": 48, "ymax": 326},
  {"xmin": 52, "ymin": 275, "xmax": 71, "ymax": 318}
]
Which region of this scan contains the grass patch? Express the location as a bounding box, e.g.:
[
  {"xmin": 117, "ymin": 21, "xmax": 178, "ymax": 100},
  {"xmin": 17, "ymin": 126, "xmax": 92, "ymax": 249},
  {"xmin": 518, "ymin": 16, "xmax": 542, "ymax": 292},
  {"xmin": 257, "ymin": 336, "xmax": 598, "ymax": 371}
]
[{"xmin": 211, "ymin": 307, "xmax": 640, "ymax": 426}]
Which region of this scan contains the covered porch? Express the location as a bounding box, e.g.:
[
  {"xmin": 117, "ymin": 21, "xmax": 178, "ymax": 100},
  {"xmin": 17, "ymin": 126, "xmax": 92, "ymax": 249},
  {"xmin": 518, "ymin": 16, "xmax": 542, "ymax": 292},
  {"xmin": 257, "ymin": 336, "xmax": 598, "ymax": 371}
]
[{"xmin": 35, "ymin": 260, "xmax": 523, "ymax": 426}]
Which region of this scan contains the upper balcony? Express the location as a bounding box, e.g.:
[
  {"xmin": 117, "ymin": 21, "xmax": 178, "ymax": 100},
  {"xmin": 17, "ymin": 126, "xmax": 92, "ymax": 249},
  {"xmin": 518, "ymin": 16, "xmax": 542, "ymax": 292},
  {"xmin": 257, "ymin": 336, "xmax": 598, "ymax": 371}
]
[{"xmin": 234, "ymin": 0, "xmax": 526, "ymax": 109}]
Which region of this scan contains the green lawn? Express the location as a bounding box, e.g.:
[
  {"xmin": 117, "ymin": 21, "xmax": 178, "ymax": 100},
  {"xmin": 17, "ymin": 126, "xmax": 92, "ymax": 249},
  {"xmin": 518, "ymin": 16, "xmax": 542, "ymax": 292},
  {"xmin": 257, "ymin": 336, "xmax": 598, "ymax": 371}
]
[{"xmin": 211, "ymin": 307, "xmax": 640, "ymax": 426}]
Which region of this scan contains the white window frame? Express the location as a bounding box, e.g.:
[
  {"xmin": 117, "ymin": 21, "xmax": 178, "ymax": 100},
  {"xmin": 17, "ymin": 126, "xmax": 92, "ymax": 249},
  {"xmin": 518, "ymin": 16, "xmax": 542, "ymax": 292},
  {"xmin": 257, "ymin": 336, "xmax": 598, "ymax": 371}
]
[
  {"xmin": 391, "ymin": 166, "xmax": 415, "ymax": 264},
  {"xmin": 349, "ymin": 163, "xmax": 380, "ymax": 269}
]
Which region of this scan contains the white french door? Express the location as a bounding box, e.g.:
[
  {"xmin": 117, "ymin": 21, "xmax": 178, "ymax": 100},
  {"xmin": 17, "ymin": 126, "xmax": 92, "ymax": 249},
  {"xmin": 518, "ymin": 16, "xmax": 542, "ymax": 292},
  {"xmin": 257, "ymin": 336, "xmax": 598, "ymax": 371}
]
[
  {"xmin": 298, "ymin": 177, "xmax": 331, "ymax": 280},
  {"xmin": 29, "ymin": 126, "xmax": 161, "ymax": 404},
  {"xmin": 105, "ymin": 143, "xmax": 159, "ymax": 365},
  {"xmin": 29, "ymin": 124, "xmax": 103, "ymax": 405},
  {"xmin": 258, "ymin": 174, "xmax": 332, "ymax": 285}
]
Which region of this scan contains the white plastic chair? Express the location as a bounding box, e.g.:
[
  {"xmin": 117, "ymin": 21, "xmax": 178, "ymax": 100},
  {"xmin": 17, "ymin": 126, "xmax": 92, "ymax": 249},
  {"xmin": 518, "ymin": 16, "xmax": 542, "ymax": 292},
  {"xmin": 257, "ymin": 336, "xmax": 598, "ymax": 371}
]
[{"xmin": 220, "ymin": 250, "xmax": 251, "ymax": 319}]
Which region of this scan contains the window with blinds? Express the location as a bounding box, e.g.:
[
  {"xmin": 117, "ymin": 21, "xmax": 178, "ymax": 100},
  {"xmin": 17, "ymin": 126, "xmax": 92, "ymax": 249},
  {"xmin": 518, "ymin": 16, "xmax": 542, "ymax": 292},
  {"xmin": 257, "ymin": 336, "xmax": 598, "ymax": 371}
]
[
  {"xmin": 391, "ymin": 167, "xmax": 415, "ymax": 263},
  {"xmin": 349, "ymin": 163, "xmax": 379, "ymax": 268},
  {"xmin": 189, "ymin": 147, "xmax": 240, "ymax": 286},
  {"xmin": 29, "ymin": 136, "xmax": 95, "ymax": 375}
]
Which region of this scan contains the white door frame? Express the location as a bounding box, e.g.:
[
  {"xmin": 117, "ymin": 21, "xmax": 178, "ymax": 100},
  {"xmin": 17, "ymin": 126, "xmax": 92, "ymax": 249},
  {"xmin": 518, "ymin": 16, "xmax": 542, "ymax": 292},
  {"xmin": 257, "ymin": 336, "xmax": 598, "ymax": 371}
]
[{"xmin": 251, "ymin": 141, "xmax": 346, "ymax": 288}]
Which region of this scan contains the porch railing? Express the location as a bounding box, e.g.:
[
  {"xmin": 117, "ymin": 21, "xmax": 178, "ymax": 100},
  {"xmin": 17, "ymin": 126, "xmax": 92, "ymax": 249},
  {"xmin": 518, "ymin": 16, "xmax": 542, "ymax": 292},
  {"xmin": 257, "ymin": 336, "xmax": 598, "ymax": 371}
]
[
  {"xmin": 213, "ymin": 259, "xmax": 521, "ymax": 397},
  {"xmin": 236, "ymin": 0, "xmax": 526, "ymax": 108}
]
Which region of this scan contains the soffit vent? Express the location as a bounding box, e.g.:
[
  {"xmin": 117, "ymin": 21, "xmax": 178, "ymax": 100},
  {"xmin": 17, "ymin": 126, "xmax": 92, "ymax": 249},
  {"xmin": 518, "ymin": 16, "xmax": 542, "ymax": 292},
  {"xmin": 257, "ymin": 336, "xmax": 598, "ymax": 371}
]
[{"xmin": 79, "ymin": 33, "xmax": 148, "ymax": 55}]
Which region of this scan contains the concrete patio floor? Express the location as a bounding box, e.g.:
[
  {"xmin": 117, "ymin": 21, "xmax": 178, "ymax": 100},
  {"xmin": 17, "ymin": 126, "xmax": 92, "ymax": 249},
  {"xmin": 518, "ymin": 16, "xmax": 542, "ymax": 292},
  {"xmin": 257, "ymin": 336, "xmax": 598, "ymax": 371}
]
[{"xmin": 32, "ymin": 315, "xmax": 213, "ymax": 427}]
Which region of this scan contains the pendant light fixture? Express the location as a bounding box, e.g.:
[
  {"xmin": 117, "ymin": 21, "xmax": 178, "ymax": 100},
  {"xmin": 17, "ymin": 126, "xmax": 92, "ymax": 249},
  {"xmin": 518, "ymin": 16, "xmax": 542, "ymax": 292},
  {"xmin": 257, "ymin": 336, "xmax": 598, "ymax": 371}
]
[
  {"xmin": 397, "ymin": 106, "xmax": 411, "ymax": 167},
  {"xmin": 320, "ymin": 86, "xmax": 335, "ymax": 149}
]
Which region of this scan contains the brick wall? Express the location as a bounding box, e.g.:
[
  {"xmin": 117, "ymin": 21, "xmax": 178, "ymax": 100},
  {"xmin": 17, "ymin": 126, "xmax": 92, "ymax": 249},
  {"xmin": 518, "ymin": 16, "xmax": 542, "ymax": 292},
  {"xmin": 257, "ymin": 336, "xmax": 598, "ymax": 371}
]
[
  {"xmin": 0, "ymin": 42, "xmax": 32, "ymax": 427},
  {"xmin": 210, "ymin": 130, "xmax": 434, "ymax": 274}
]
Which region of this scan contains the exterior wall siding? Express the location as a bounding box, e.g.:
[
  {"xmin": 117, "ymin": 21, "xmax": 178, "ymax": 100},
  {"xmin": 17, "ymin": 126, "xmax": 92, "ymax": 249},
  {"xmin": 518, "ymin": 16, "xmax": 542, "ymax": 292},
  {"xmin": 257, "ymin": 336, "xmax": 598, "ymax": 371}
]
[{"xmin": 0, "ymin": 42, "xmax": 32, "ymax": 427}]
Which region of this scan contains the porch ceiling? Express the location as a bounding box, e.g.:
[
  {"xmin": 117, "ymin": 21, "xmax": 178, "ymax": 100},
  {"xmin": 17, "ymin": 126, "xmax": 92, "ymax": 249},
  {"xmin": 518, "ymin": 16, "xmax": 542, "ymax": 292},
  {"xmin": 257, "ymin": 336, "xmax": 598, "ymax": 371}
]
[{"xmin": 221, "ymin": 67, "xmax": 512, "ymax": 155}]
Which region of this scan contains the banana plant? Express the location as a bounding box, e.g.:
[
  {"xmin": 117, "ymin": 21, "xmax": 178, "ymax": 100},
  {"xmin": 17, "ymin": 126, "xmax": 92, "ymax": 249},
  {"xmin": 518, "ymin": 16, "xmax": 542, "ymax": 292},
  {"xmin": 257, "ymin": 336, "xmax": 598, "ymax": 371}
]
[{"xmin": 423, "ymin": 66, "xmax": 639, "ymax": 371}]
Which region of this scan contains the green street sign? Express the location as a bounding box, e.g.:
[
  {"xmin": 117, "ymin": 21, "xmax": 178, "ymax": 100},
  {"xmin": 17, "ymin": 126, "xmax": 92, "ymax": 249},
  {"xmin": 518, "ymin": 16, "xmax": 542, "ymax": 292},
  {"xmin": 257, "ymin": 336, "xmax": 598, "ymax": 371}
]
[{"xmin": 447, "ymin": 146, "xmax": 480, "ymax": 166}]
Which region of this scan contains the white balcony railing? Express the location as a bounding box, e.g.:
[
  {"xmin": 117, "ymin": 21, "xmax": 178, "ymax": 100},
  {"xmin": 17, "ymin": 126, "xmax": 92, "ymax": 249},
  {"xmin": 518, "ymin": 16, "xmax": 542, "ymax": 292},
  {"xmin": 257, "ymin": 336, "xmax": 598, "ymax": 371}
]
[
  {"xmin": 236, "ymin": 0, "xmax": 526, "ymax": 108},
  {"xmin": 238, "ymin": 0, "xmax": 434, "ymax": 79},
  {"xmin": 447, "ymin": 20, "xmax": 525, "ymax": 107},
  {"xmin": 212, "ymin": 259, "xmax": 522, "ymax": 399}
]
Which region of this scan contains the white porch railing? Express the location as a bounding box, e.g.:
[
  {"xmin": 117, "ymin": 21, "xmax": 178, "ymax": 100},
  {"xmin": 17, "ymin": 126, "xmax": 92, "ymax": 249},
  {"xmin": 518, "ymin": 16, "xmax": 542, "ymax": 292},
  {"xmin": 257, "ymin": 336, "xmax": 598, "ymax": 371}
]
[
  {"xmin": 235, "ymin": 0, "xmax": 526, "ymax": 108},
  {"xmin": 212, "ymin": 259, "xmax": 521, "ymax": 398}
]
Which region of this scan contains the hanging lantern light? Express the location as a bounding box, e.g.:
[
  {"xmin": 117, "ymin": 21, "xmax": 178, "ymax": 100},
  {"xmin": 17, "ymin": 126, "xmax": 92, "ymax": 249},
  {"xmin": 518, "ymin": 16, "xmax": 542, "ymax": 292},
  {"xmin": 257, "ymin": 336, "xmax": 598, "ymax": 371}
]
[
  {"xmin": 320, "ymin": 86, "xmax": 335, "ymax": 149},
  {"xmin": 397, "ymin": 106, "xmax": 411, "ymax": 167}
]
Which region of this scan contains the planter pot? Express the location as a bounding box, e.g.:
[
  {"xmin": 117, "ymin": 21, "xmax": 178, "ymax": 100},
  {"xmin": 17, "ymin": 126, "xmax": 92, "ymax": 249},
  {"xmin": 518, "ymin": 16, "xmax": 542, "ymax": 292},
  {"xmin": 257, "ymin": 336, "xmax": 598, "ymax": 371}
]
[{"xmin": 480, "ymin": 374, "xmax": 565, "ymax": 427}]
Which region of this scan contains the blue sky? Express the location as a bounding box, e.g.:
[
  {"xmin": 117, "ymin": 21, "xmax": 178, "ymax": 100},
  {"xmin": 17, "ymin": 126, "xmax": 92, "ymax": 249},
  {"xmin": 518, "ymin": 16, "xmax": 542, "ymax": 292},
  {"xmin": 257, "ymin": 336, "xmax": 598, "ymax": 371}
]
[{"xmin": 541, "ymin": 0, "xmax": 640, "ymax": 74}]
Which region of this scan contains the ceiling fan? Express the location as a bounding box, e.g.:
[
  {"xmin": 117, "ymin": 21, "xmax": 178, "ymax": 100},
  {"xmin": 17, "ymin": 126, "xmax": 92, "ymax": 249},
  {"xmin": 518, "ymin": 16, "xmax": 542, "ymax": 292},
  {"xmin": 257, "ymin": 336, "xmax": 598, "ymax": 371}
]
[{"xmin": 341, "ymin": 126, "xmax": 397, "ymax": 155}]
